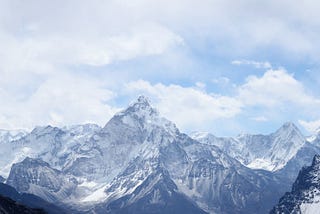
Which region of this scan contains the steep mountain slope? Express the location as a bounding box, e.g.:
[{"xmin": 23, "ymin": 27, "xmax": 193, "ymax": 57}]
[
  {"xmin": 0, "ymin": 124, "xmax": 101, "ymax": 178},
  {"xmin": 0, "ymin": 129, "xmax": 27, "ymax": 143},
  {"xmin": 192, "ymin": 122, "xmax": 306, "ymax": 171},
  {"xmin": 84, "ymin": 96, "xmax": 286, "ymax": 213},
  {"xmin": 276, "ymin": 142, "xmax": 320, "ymax": 183},
  {"xmin": 271, "ymin": 155, "xmax": 320, "ymax": 214},
  {"xmin": 94, "ymin": 157, "xmax": 207, "ymax": 214},
  {"xmin": 6, "ymin": 157, "xmax": 77, "ymax": 203},
  {"xmin": 179, "ymin": 142, "xmax": 285, "ymax": 214}
]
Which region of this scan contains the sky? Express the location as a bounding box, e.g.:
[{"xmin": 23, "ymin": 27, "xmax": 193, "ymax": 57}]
[{"xmin": 1, "ymin": 0, "xmax": 320, "ymax": 136}]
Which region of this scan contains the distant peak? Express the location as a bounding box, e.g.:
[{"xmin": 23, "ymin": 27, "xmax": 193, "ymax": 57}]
[
  {"xmin": 276, "ymin": 122, "xmax": 300, "ymax": 134},
  {"xmin": 21, "ymin": 157, "xmax": 50, "ymax": 167},
  {"xmin": 282, "ymin": 122, "xmax": 296, "ymax": 129},
  {"xmin": 112, "ymin": 95, "xmax": 158, "ymax": 121}
]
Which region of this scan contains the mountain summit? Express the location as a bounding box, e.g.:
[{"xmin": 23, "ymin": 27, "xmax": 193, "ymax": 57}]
[{"xmin": 193, "ymin": 122, "xmax": 306, "ymax": 171}]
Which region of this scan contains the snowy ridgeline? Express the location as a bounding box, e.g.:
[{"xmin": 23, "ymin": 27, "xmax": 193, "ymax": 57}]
[{"xmin": 1, "ymin": 96, "xmax": 320, "ymax": 214}]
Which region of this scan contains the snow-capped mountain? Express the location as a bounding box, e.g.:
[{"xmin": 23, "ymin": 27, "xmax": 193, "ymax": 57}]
[
  {"xmin": 0, "ymin": 129, "xmax": 27, "ymax": 143},
  {"xmin": 0, "ymin": 96, "xmax": 317, "ymax": 214},
  {"xmin": 192, "ymin": 122, "xmax": 306, "ymax": 171},
  {"xmin": 275, "ymin": 142, "xmax": 320, "ymax": 183},
  {"xmin": 6, "ymin": 157, "xmax": 77, "ymax": 203},
  {"xmin": 271, "ymin": 155, "xmax": 320, "ymax": 214}
]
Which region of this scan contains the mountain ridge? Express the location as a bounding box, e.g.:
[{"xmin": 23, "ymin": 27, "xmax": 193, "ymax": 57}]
[{"xmin": 0, "ymin": 96, "xmax": 319, "ymax": 214}]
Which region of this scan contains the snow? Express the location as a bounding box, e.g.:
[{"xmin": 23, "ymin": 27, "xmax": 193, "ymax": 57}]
[
  {"xmin": 79, "ymin": 180, "xmax": 99, "ymax": 188},
  {"xmin": 247, "ymin": 158, "xmax": 276, "ymax": 171},
  {"xmin": 80, "ymin": 185, "xmax": 108, "ymax": 202},
  {"xmin": 192, "ymin": 122, "xmax": 306, "ymax": 172},
  {"xmin": 300, "ymin": 194, "xmax": 320, "ymax": 214}
]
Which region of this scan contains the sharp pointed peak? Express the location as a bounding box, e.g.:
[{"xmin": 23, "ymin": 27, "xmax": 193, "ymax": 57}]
[
  {"xmin": 116, "ymin": 95, "xmax": 157, "ymax": 117},
  {"xmin": 127, "ymin": 95, "xmax": 152, "ymax": 108},
  {"xmin": 282, "ymin": 121, "xmax": 297, "ymax": 128},
  {"xmin": 21, "ymin": 157, "xmax": 50, "ymax": 167},
  {"xmin": 276, "ymin": 122, "xmax": 300, "ymax": 133},
  {"xmin": 136, "ymin": 95, "xmax": 151, "ymax": 104}
]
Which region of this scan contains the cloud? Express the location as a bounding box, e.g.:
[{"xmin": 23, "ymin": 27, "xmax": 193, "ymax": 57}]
[
  {"xmin": 298, "ymin": 119, "xmax": 320, "ymax": 133},
  {"xmin": 231, "ymin": 60, "xmax": 272, "ymax": 69},
  {"xmin": 251, "ymin": 116, "xmax": 268, "ymax": 122},
  {"xmin": 1, "ymin": 0, "xmax": 320, "ymax": 136},
  {"xmin": 0, "ymin": 23, "xmax": 183, "ymax": 72},
  {"xmin": 0, "ymin": 73, "xmax": 119, "ymax": 129},
  {"xmin": 212, "ymin": 77, "xmax": 231, "ymax": 85},
  {"xmin": 238, "ymin": 68, "xmax": 320, "ymax": 108},
  {"xmin": 125, "ymin": 80, "xmax": 242, "ymax": 131}
]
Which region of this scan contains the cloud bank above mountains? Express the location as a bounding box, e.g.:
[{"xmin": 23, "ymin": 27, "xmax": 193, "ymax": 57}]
[{"xmin": 0, "ymin": 0, "xmax": 320, "ymax": 135}]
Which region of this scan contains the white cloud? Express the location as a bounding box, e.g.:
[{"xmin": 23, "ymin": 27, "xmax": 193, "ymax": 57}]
[
  {"xmin": 125, "ymin": 80, "xmax": 242, "ymax": 131},
  {"xmin": 212, "ymin": 77, "xmax": 231, "ymax": 85},
  {"xmin": 0, "ymin": 0, "xmax": 320, "ymax": 135},
  {"xmin": 251, "ymin": 116, "xmax": 268, "ymax": 122},
  {"xmin": 238, "ymin": 68, "xmax": 320, "ymax": 108},
  {"xmin": 0, "ymin": 23, "xmax": 183, "ymax": 72},
  {"xmin": 0, "ymin": 74, "xmax": 119, "ymax": 129},
  {"xmin": 298, "ymin": 119, "xmax": 320, "ymax": 133},
  {"xmin": 231, "ymin": 60, "xmax": 272, "ymax": 69},
  {"xmin": 123, "ymin": 68, "xmax": 320, "ymax": 133},
  {"xmin": 195, "ymin": 82, "xmax": 206, "ymax": 89}
]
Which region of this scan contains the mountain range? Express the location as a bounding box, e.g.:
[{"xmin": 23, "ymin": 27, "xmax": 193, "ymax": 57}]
[{"xmin": 0, "ymin": 96, "xmax": 319, "ymax": 213}]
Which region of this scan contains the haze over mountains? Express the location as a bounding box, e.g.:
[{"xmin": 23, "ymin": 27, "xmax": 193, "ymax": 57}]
[{"xmin": 0, "ymin": 96, "xmax": 319, "ymax": 213}]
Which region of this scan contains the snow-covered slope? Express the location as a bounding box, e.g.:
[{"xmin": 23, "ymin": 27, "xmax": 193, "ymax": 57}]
[
  {"xmin": 6, "ymin": 157, "xmax": 77, "ymax": 203},
  {"xmin": 0, "ymin": 129, "xmax": 27, "ymax": 143},
  {"xmin": 271, "ymin": 155, "xmax": 320, "ymax": 214},
  {"xmin": 192, "ymin": 122, "xmax": 306, "ymax": 171},
  {"xmin": 0, "ymin": 124, "xmax": 101, "ymax": 177}
]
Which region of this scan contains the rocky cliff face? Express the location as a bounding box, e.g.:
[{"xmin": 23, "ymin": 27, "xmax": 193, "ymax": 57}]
[
  {"xmin": 271, "ymin": 155, "xmax": 320, "ymax": 214},
  {"xmin": 6, "ymin": 157, "xmax": 77, "ymax": 203}
]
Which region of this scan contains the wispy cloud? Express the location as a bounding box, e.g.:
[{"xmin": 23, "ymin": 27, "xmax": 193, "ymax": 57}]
[
  {"xmin": 231, "ymin": 60, "xmax": 272, "ymax": 69},
  {"xmin": 298, "ymin": 120, "xmax": 320, "ymax": 133},
  {"xmin": 251, "ymin": 116, "xmax": 268, "ymax": 122}
]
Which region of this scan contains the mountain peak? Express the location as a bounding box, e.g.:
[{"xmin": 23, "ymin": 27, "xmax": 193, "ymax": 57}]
[
  {"xmin": 21, "ymin": 157, "xmax": 50, "ymax": 167},
  {"xmin": 136, "ymin": 95, "xmax": 150, "ymax": 105},
  {"xmin": 116, "ymin": 95, "xmax": 157, "ymax": 118},
  {"xmin": 281, "ymin": 121, "xmax": 298, "ymax": 130},
  {"xmin": 275, "ymin": 122, "xmax": 301, "ymax": 136},
  {"xmin": 103, "ymin": 96, "xmax": 178, "ymax": 137}
]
